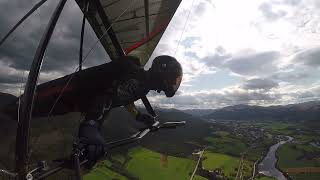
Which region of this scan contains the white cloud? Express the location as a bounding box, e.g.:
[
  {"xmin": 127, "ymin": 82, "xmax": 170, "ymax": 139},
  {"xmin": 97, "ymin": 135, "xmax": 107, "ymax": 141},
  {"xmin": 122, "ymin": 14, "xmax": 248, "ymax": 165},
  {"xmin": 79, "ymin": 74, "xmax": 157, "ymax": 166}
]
[
  {"xmin": 1, "ymin": 0, "xmax": 320, "ymax": 109},
  {"xmin": 224, "ymin": 51, "xmax": 280, "ymax": 77},
  {"xmin": 149, "ymin": 80, "xmax": 320, "ymax": 109},
  {"xmin": 293, "ymin": 47, "xmax": 320, "ymax": 67},
  {"xmin": 146, "ymin": 0, "xmax": 320, "ymax": 108},
  {"xmin": 243, "ymin": 78, "xmax": 279, "ymax": 90}
]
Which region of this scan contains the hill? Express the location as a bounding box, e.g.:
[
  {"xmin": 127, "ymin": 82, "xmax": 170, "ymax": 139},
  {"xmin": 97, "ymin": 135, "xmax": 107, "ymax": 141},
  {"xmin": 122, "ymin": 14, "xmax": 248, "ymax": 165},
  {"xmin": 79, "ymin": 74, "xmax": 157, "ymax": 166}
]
[
  {"xmin": 203, "ymin": 101, "xmax": 320, "ymax": 122},
  {"xmin": 0, "ymin": 104, "xmax": 212, "ymax": 169},
  {"xmin": 182, "ymin": 109, "xmax": 213, "ymax": 116},
  {"xmin": 0, "ymin": 92, "xmax": 16, "ymax": 106}
]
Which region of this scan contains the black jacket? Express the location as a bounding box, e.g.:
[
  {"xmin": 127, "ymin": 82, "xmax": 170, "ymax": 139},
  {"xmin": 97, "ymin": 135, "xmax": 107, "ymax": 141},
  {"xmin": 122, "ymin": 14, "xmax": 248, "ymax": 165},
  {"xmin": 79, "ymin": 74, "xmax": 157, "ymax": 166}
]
[{"xmin": 32, "ymin": 56, "xmax": 149, "ymax": 117}]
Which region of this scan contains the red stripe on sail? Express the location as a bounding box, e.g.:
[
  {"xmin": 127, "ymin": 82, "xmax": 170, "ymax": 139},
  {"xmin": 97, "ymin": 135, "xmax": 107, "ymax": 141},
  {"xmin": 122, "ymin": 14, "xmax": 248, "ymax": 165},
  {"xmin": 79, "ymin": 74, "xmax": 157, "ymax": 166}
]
[
  {"xmin": 124, "ymin": 20, "xmax": 169, "ymax": 55},
  {"xmin": 35, "ymin": 85, "xmax": 73, "ymax": 100}
]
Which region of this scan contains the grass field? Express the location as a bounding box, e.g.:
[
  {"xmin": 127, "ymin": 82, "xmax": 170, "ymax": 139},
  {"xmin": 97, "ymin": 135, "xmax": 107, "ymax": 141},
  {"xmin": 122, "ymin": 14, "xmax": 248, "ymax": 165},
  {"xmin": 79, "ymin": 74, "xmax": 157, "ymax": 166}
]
[
  {"xmin": 293, "ymin": 134, "xmax": 320, "ymax": 144},
  {"xmin": 254, "ymin": 122, "xmax": 292, "ymax": 130},
  {"xmin": 277, "ymin": 142, "xmax": 320, "ymax": 180},
  {"xmin": 255, "ymin": 176, "xmax": 276, "ymax": 180},
  {"xmin": 254, "ymin": 122, "xmax": 297, "ymax": 135},
  {"xmin": 213, "ymin": 131, "xmax": 230, "ymax": 137},
  {"xmin": 246, "ymin": 146, "xmax": 268, "ymax": 161},
  {"xmin": 290, "ymin": 173, "xmax": 320, "ymax": 180},
  {"xmin": 126, "ymin": 147, "xmax": 196, "ymax": 180},
  {"xmin": 204, "ymin": 136, "xmax": 247, "ymax": 156},
  {"xmin": 85, "ymin": 147, "xmax": 196, "ymax": 180},
  {"xmin": 202, "ymin": 151, "xmax": 253, "ymax": 179},
  {"xmin": 111, "ymin": 154, "xmax": 127, "ymax": 164},
  {"xmin": 84, "ymin": 166, "xmax": 127, "ymax": 180},
  {"xmin": 193, "ymin": 175, "xmax": 207, "ymax": 180},
  {"xmin": 277, "ymin": 143, "xmax": 320, "ymax": 168}
]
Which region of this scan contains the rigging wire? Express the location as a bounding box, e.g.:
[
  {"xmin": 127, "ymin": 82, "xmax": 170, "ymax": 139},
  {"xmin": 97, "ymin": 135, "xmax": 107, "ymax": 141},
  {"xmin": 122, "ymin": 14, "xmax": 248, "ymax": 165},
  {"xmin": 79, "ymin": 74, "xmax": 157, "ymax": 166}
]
[
  {"xmin": 74, "ymin": 0, "xmax": 90, "ymax": 146},
  {"xmin": 46, "ymin": 0, "xmax": 138, "ymax": 118},
  {"xmin": 173, "ymin": 0, "xmax": 195, "ymax": 57},
  {"xmin": 79, "ymin": 0, "xmax": 90, "ymax": 71},
  {"xmin": 4, "ymin": 0, "xmax": 47, "ymax": 123},
  {"xmin": 17, "ymin": 70, "xmax": 27, "ymax": 123}
]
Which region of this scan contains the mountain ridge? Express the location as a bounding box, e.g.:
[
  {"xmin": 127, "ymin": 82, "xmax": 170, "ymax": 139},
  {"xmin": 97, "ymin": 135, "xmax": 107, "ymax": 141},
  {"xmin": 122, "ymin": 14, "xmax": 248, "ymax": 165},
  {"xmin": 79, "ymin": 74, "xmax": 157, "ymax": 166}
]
[{"xmin": 202, "ymin": 101, "xmax": 320, "ymax": 121}]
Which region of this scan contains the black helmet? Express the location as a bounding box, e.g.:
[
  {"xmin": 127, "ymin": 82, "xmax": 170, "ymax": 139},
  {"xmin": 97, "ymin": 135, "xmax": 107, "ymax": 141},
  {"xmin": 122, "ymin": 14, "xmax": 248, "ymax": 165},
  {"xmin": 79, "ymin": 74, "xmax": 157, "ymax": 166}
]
[{"xmin": 150, "ymin": 55, "xmax": 183, "ymax": 97}]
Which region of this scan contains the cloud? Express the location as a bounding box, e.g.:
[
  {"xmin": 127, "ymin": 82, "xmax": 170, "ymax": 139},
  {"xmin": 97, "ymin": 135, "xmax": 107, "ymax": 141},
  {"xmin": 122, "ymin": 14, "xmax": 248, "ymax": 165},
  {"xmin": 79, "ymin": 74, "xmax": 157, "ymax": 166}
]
[
  {"xmin": 0, "ymin": 61, "xmax": 25, "ymax": 84},
  {"xmin": 271, "ymin": 71, "xmax": 310, "ymax": 82},
  {"xmin": 282, "ymin": 82, "xmax": 320, "ymax": 102},
  {"xmin": 243, "ymin": 78, "xmax": 279, "ymax": 90},
  {"xmin": 0, "ymin": 0, "xmax": 107, "ymax": 94},
  {"xmin": 149, "ymin": 81, "xmax": 320, "ymax": 109},
  {"xmin": 180, "ymin": 36, "xmax": 201, "ymax": 48},
  {"xmin": 203, "ymin": 87, "xmax": 280, "ymax": 105},
  {"xmin": 223, "ymin": 51, "xmax": 280, "ymax": 76},
  {"xmin": 259, "ymin": 2, "xmax": 287, "ymax": 21},
  {"xmin": 200, "ymin": 46, "xmax": 231, "ymax": 68},
  {"xmin": 293, "ymin": 47, "xmax": 320, "ymax": 67},
  {"xmin": 1, "ymin": 0, "xmax": 320, "ymax": 109},
  {"xmin": 282, "ymin": 0, "xmax": 301, "ymax": 6},
  {"xmin": 193, "ymin": 1, "xmax": 208, "ymax": 18},
  {"xmin": 147, "ymin": 85, "xmax": 283, "ymax": 109},
  {"xmin": 0, "ymin": 83, "xmax": 21, "ymax": 95},
  {"xmin": 0, "ymin": 0, "xmax": 106, "ymax": 72}
]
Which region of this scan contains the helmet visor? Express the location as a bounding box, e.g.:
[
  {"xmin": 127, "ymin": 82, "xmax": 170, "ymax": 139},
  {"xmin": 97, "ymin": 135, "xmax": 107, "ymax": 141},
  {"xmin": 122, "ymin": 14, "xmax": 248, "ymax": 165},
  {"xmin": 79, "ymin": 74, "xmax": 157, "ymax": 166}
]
[
  {"xmin": 173, "ymin": 75, "xmax": 182, "ymax": 93},
  {"xmin": 164, "ymin": 75, "xmax": 182, "ymax": 97}
]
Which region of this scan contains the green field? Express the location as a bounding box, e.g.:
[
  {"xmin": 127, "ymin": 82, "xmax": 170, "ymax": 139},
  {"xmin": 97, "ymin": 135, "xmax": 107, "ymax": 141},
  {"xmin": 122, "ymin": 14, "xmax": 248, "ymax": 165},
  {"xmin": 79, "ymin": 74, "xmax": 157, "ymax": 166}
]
[
  {"xmin": 254, "ymin": 122, "xmax": 287, "ymax": 129},
  {"xmin": 255, "ymin": 176, "xmax": 276, "ymax": 180},
  {"xmin": 111, "ymin": 154, "xmax": 127, "ymax": 164},
  {"xmin": 126, "ymin": 147, "xmax": 196, "ymax": 180},
  {"xmin": 277, "ymin": 143, "xmax": 320, "ymax": 168},
  {"xmin": 85, "ymin": 147, "xmax": 196, "ymax": 180},
  {"xmin": 214, "ymin": 131, "xmax": 230, "ymax": 137},
  {"xmin": 277, "ymin": 142, "xmax": 320, "ymax": 180},
  {"xmin": 193, "ymin": 175, "xmax": 207, "ymax": 180},
  {"xmin": 84, "ymin": 166, "xmax": 126, "ymax": 180},
  {"xmin": 204, "ymin": 136, "xmax": 247, "ymax": 156},
  {"xmin": 290, "ymin": 173, "xmax": 320, "ymax": 180},
  {"xmin": 202, "ymin": 151, "xmax": 253, "ymax": 179},
  {"xmin": 254, "ymin": 122, "xmax": 297, "ymax": 135},
  {"xmin": 202, "ymin": 152, "xmax": 239, "ymax": 177}
]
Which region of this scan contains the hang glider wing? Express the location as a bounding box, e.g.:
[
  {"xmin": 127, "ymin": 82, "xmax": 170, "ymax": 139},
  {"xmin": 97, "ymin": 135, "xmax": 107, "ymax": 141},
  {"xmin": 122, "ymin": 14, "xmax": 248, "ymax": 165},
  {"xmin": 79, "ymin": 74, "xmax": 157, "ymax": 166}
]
[{"xmin": 75, "ymin": 0, "xmax": 182, "ymax": 66}]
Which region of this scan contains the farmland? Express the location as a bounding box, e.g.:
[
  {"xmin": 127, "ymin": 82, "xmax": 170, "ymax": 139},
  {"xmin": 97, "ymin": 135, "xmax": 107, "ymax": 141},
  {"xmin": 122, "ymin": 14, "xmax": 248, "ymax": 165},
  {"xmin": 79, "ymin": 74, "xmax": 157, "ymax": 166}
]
[
  {"xmin": 84, "ymin": 147, "xmax": 196, "ymax": 180},
  {"xmin": 202, "ymin": 152, "xmax": 253, "ymax": 179}
]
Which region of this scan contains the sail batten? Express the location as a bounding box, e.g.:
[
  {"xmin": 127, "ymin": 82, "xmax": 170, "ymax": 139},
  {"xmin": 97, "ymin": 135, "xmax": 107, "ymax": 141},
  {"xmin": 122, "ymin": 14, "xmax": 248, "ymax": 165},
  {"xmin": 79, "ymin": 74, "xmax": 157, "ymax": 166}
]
[{"xmin": 75, "ymin": 0, "xmax": 182, "ymax": 65}]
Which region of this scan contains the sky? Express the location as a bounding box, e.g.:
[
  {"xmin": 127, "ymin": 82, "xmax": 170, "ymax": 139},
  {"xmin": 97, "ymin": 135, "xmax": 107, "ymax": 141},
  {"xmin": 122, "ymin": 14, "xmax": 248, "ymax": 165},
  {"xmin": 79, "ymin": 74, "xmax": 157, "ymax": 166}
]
[{"xmin": 0, "ymin": 0, "xmax": 320, "ymax": 109}]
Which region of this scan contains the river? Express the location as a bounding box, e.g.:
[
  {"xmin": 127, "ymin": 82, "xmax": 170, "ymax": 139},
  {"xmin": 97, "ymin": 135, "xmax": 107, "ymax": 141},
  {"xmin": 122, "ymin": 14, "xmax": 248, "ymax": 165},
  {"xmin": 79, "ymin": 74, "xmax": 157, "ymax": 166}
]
[{"xmin": 257, "ymin": 136, "xmax": 293, "ymax": 180}]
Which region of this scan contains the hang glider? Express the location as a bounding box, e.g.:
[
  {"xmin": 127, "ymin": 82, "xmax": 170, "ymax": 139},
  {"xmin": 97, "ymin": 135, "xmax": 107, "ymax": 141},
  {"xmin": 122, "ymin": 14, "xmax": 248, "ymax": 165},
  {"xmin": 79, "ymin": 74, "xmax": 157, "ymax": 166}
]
[
  {"xmin": 75, "ymin": 0, "xmax": 181, "ymax": 65},
  {"xmin": 0, "ymin": 0, "xmax": 183, "ymax": 179}
]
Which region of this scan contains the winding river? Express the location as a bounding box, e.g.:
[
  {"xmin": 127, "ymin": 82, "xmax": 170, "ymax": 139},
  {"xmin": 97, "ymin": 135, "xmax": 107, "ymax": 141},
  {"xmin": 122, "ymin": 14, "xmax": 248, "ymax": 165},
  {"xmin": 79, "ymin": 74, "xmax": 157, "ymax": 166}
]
[{"xmin": 257, "ymin": 136, "xmax": 293, "ymax": 180}]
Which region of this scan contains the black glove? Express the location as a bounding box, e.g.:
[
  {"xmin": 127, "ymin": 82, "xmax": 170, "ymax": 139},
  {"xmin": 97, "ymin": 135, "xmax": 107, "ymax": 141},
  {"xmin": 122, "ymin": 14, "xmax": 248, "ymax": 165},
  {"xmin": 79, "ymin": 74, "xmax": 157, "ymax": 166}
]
[
  {"xmin": 78, "ymin": 120, "xmax": 105, "ymax": 168},
  {"xmin": 136, "ymin": 113, "xmax": 156, "ymax": 127}
]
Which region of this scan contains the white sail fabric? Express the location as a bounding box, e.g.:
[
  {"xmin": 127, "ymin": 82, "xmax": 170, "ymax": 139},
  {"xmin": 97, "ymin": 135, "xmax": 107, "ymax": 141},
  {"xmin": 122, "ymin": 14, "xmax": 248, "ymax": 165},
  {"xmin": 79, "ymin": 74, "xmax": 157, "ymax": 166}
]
[{"xmin": 75, "ymin": 0, "xmax": 182, "ymax": 65}]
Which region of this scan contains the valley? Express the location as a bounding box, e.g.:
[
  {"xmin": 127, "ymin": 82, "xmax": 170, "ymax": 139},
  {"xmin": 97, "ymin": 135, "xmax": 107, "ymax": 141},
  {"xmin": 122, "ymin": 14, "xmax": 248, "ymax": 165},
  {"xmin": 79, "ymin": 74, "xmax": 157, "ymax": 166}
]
[
  {"xmin": 84, "ymin": 114, "xmax": 320, "ymax": 180},
  {"xmin": 0, "ymin": 94, "xmax": 319, "ymax": 179}
]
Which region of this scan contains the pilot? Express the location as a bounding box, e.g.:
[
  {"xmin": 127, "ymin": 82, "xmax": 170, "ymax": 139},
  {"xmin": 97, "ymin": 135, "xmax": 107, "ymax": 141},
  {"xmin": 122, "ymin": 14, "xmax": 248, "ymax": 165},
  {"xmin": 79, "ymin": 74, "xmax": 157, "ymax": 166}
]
[
  {"xmin": 77, "ymin": 55, "xmax": 183, "ymax": 166},
  {"xmin": 2, "ymin": 55, "xmax": 182, "ymax": 167}
]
